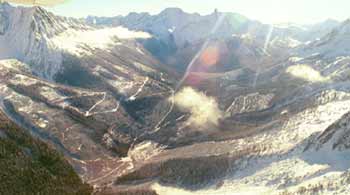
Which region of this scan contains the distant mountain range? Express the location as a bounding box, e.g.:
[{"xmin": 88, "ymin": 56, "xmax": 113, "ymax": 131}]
[{"xmin": 86, "ymin": 8, "xmax": 340, "ymax": 72}]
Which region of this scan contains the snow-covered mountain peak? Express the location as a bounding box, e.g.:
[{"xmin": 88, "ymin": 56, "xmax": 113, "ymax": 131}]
[
  {"xmin": 0, "ymin": 3, "xmax": 87, "ymax": 44},
  {"xmin": 0, "ymin": 3, "xmax": 153, "ymax": 80},
  {"xmin": 0, "ymin": 3, "xmax": 85, "ymax": 79},
  {"xmin": 159, "ymin": 7, "xmax": 186, "ymax": 16}
]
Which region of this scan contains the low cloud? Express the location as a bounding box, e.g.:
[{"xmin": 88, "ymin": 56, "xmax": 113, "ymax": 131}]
[
  {"xmin": 51, "ymin": 27, "xmax": 151, "ymax": 56},
  {"xmin": 6, "ymin": 0, "xmax": 68, "ymax": 6},
  {"xmin": 286, "ymin": 64, "xmax": 329, "ymax": 83},
  {"xmin": 174, "ymin": 87, "xmax": 223, "ymax": 128}
]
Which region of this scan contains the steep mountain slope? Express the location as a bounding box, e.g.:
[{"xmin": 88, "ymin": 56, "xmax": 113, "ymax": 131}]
[
  {"xmin": 0, "ymin": 2, "xmax": 171, "ymax": 84},
  {"xmin": 0, "ymin": 2, "xmax": 82, "ymax": 79},
  {"xmin": 0, "ymin": 58, "xmax": 177, "ymax": 186},
  {"xmin": 0, "ymin": 110, "xmax": 92, "ymax": 194},
  {"xmin": 307, "ymin": 110, "xmax": 350, "ymax": 151}
]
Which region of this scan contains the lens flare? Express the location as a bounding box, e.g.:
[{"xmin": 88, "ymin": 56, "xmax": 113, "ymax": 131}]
[
  {"xmin": 199, "ymin": 46, "xmax": 220, "ymax": 68},
  {"xmin": 176, "ymin": 13, "xmax": 227, "ymax": 91}
]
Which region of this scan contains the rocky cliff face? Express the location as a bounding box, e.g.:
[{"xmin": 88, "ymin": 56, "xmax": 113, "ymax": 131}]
[
  {"xmin": 0, "ymin": 2, "xmax": 161, "ymax": 81},
  {"xmin": 0, "ymin": 2, "xmax": 80, "ymax": 79}
]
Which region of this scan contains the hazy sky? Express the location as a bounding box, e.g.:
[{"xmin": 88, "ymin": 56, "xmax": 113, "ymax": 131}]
[{"xmin": 46, "ymin": 0, "xmax": 349, "ymax": 24}]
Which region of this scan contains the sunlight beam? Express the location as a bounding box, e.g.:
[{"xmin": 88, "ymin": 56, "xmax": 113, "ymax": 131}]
[{"xmin": 176, "ymin": 12, "xmax": 227, "ymax": 91}]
